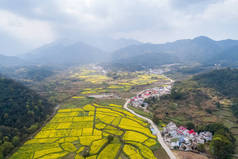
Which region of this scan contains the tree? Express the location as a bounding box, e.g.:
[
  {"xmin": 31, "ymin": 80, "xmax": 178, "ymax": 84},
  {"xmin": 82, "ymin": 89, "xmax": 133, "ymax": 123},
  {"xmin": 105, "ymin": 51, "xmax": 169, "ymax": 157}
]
[
  {"xmin": 0, "ymin": 142, "xmax": 14, "ymax": 156},
  {"xmin": 0, "ymin": 153, "xmax": 3, "ymax": 159},
  {"xmin": 152, "ymin": 115, "xmax": 160, "ymax": 125},
  {"xmin": 210, "ymin": 134, "xmax": 234, "ymax": 159},
  {"xmin": 107, "ymin": 135, "xmax": 114, "ymax": 143},
  {"xmin": 82, "ymin": 148, "xmax": 89, "ymax": 157},
  {"xmin": 186, "ymin": 122, "xmax": 195, "ymax": 130},
  {"xmin": 27, "ymin": 123, "xmax": 39, "ymax": 133},
  {"xmin": 170, "ymin": 88, "xmax": 184, "ymax": 100},
  {"xmin": 215, "ymin": 102, "xmax": 221, "ymax": 108},
  {"xmin": 197, "ymin": 144, "xmax": 205, "ymax": 152},
  {"xmin": 231, "ymin": 102, "xmax": 238, "ymax": 118},
  {"xmin": 204, "ymin": 123, "xmax": 229, "ymax": 134},
  {"xmin": 12, "ymin": 136, "xmax": 20, "ymax": 146}
]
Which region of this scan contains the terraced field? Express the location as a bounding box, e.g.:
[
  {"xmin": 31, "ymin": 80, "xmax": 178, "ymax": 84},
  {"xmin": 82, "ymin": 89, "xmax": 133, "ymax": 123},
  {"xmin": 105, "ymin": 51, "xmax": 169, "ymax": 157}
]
[{"xmin": 11, "ymin": 104, "xmax": 159, "ymax": 159}]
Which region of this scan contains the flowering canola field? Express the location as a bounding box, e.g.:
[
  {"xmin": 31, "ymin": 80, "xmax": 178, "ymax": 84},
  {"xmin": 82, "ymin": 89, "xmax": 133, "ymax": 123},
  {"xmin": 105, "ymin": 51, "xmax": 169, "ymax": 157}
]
[
  {"xmin": 70, "ymin": 68, "xmax": 170, "ymax": 96},
  {"xmin": 70, "ymin": 68, "xmax": 111, "ymax": 84},
  {"xmin": 11, "ymin": 104, "xmax": 159, "ymax": 159}
]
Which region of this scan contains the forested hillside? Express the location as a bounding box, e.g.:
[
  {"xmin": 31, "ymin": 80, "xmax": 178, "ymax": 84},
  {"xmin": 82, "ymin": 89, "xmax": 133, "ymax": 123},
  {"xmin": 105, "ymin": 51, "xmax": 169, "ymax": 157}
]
[
  {"xmin": 0, "ymin": 66, "xmax": 55, "ymax": 82},
  {"xmin": 0, "ymin": 76, "xmax": 54, "ymax": 158},
  {"xmin": 193, "ymin": 68, "xmax": 238, "ymax": 98}
]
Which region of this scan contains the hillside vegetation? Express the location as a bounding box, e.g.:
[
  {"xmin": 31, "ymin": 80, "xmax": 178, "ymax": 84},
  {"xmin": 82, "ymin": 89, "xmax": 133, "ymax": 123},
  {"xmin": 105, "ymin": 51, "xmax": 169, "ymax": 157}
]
[
  {"xmin": 0, "ymin": 66, "xmax": 55, "ymax": 83},
  {"xmin": 150, "ymin": 68, "xmax": 238, "ymax": 125},
  {"xmin": 148, "ymin": 68, "xmax": 238, "ymax": 158},
  {"xmin": 193, "ymin": 68, "xmax": 238, "ymax": 98},
  {"xmin": 0, "ymin": 76, "xmax": 54, "ymax": 158}
]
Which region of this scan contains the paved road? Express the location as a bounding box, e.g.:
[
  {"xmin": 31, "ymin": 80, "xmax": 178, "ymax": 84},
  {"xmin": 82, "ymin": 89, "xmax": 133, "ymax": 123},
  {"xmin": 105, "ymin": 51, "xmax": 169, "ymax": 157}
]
[{"xmin": 124, "ymin": 99, "xmax": 177, "ymax": 159}]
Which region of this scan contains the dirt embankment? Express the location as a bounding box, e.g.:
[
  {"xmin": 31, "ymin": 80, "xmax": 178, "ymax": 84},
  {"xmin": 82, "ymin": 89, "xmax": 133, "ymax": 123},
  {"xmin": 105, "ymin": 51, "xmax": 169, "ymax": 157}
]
[{"xmin": 173, "ymin": 151, "xmax": 209, "ymax": 159}]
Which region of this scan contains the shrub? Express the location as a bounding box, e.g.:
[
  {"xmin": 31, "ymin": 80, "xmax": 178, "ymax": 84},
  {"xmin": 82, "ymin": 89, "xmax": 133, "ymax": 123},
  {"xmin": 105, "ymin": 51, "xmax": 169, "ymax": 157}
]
[
  {"xmin": 186, "ymin": 122, "xmax": 195, "ymax": 130},
  {"xmin": 197, "ymin": 144, "xmax": 205, "ymax": 152},
  {"xmin": 82, "ymin": 147, "xmax": 90, "ymax": 157},
  {"xmin": 107, "ymin": 135, "xmax": 114, "ymax": 143}
]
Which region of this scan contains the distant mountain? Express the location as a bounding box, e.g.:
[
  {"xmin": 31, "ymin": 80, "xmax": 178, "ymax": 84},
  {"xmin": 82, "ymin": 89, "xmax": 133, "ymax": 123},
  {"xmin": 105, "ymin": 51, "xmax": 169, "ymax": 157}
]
[
  {"xmin": 0, "ymin": 54, "xmax": 26, "ymax": 67},
  {"xmin": 0, "ymin": 76, "xmax": 53, "ymax": 158},
  {"xmin": 18, "ymin": 36, "xmax": 238, "ymax": 69},
  {"xmin": 170, "ymin": 36, "xmax": 220, "ymax": 62},
  {"xmin": 111, "ymin": 43, "xmax": 162, "ymax": 60},
  {"xmin": 216, "ymin": 39, "xmax": 238, "ymax": 49},
  {"xmin": 87, "ymin": 38, "xmax": 142, "ymax": 52},
  {"xmin": 210, "ymin": 45, "xmax": 238, "ymax": 66},
  {"xmin": 107, "ymin": 52, "xmax": 178, "ymax": 71},
  {"xmin": 22, "ymin": 41, "xmax": 108, "ymax": 67},
  {"xmin": 110, "ymin": 36, "xmax": 238, "ymax": 69}
]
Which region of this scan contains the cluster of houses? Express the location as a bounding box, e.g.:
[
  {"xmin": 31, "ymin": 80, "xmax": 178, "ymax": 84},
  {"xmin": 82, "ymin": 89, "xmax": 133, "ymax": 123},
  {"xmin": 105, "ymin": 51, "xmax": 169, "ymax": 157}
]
[
  {"xmin": 91, "ymin": 65, "xmax": 107, "ymax": 74},
  {"xmin": 162, "ymin": 122, "xmax": 213, "ymax": 151},
  {"xmin": 130, "ymin": 85, "xmax": 172, "ymax": 109}
]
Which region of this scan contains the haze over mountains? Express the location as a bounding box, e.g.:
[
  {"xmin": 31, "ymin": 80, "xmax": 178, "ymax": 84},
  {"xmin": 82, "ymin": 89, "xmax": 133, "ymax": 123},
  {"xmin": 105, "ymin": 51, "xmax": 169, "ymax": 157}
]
[
  {"xmin": 0, "ymin": 55, "xmax": 25, "ymax": 67},
  {"xmin": 1, "ymin": 36, "xmax": 238, "ymax": 68},
  {"xmin": 22, "ymin": 41, "xmax": 106, "ymax": 66},
  {"xmin": 112, "ymin": 36, "xmax": 238, "ymax": 65}
]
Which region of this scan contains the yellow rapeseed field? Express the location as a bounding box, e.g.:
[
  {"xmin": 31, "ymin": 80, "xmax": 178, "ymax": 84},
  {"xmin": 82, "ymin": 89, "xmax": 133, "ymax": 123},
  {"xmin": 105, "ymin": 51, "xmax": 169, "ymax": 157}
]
[{"xmin": 11, "ymin": 103, "xmax": 159, "ymax": 159}]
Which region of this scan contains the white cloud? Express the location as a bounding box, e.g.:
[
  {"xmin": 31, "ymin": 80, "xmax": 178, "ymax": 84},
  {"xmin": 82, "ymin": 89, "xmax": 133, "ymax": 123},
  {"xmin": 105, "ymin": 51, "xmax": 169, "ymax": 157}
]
[
  {"xmin": 0, "ymin": 10, "xmax": 56, "ymax": 48},
  {"xmin": 0, "ymin": 0, "xmax": 238, "ymax": 54},
  {"xmin": 176, "ymin": 0, "xmax": 238, "ymax": 40},
  {"xmin": 54, "ymin": 0, "xmax": 238, "ymax": 42}
]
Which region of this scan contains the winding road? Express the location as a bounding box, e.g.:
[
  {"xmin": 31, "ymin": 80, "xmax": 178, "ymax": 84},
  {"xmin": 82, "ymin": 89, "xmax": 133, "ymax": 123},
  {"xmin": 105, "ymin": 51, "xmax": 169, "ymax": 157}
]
[{"xmin": 123, "ymin": 99, "xmax": 176, "ymax": 159}]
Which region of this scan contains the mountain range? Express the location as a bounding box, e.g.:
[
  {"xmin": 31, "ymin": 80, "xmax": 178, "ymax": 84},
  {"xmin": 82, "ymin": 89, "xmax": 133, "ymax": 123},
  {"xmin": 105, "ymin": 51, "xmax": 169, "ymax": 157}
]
[
  {"xmin": 111, "ymin": 36, "xmax": 238, "ymax": 66},
  {"xmin": 1, "ymin": 36, "xmax": 238, "ymax": 69}
]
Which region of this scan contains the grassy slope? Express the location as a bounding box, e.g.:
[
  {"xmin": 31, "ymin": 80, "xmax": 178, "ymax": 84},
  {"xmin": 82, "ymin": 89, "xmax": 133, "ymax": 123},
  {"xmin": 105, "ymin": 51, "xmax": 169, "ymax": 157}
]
[
  {"xmin": 151, "ymin": 80, "xmax": 220, "ymax": 125},
  {"xmin": 128, "ymin": 105, "xmax": 153, "ymax": 120}
]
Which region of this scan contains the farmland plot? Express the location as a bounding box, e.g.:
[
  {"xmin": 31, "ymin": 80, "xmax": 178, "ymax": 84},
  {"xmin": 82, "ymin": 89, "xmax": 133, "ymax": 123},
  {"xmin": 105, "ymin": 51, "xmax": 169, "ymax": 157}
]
[{"xmin": 11, "ymin": 104, "xmax": 159, "ymax": 159}]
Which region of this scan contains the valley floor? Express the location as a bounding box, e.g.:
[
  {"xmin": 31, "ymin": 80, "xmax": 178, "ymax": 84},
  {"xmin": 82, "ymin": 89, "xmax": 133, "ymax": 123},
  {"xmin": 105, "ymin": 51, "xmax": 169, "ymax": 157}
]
[{"xmin": 10, "ymin": 66, "xmax": 173, "ymax": 159}]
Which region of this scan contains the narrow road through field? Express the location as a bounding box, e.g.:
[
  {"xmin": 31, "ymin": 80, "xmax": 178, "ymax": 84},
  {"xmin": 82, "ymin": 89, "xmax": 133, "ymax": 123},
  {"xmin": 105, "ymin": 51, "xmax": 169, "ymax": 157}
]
[{"xmin": 123, "ymin": 99, "xmax": 177, "ymax": 159}]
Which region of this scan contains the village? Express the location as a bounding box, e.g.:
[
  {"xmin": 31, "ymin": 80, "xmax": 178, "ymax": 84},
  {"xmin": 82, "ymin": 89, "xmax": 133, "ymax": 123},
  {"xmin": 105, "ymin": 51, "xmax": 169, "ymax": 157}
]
[
  {"xmin": 129, "ymin": 85, "xmax": 172, "ymax": 109},
  {"xmin": 162, "ymin": 122, "xmax": 213, "ymax": 151},
  {"xmin": 128, "ymin": 76, "xmax": 213, "ymax": 153}
]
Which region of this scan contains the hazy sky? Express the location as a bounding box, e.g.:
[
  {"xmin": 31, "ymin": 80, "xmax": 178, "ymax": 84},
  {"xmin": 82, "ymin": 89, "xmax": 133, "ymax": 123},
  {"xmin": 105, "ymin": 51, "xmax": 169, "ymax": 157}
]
[{"xmin": 0, "ymin": 0, "xmax": 238, "ymax": 55}]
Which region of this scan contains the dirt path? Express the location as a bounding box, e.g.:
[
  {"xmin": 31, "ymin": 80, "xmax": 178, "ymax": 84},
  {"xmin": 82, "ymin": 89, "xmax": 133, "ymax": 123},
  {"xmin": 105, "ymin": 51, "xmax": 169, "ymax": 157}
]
[{"xmin": 123, "ymin": 99, "xmax": 177, "ymax": 159}]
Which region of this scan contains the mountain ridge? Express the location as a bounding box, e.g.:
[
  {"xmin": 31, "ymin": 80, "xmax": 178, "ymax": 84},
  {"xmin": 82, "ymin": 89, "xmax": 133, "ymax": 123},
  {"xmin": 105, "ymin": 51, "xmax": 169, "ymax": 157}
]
[{"xmin": 110, "ymin": 36, "xmax": 238, "ymax": 69}]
